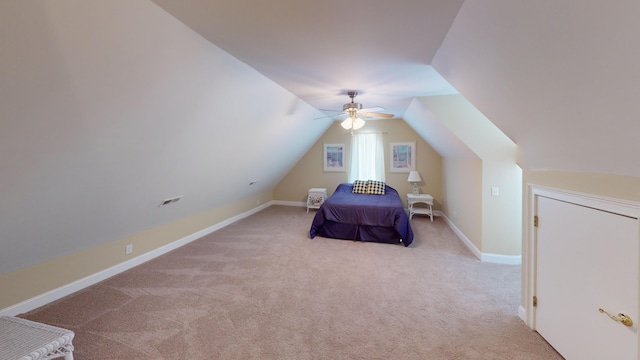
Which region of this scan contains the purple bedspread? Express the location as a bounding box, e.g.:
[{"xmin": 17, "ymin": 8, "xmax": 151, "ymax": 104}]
[{"xmin": 309, "ymin": 183, "xmax": 414, "ymax": 246}]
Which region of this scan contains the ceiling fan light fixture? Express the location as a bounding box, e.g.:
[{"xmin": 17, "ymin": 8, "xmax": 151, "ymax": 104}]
[
  {"xmin": 340, "ymin": 117, "xmax": 353, "ymax": 130},
  {"xmin": 329, "ymin": 90, "xmax": 390, "ymax": 132},
  {"xmin": 352, "ymin": 117, "xmax": 365, "ymax": 130},
  {"xmin": 340, "ymin": 115, "xmax": 366, "ymax": 131}
]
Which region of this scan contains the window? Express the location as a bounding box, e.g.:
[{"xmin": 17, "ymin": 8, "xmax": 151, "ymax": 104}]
[{"xmin": 348, "ymin": 133, "xmax": 385, "ymax": 182}]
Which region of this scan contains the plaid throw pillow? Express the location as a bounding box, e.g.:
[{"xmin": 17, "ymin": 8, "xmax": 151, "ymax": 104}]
[
  {"xmin": 367, "ymin": 180, "xmax": 386, "ymax": 195},
  {"xmin": 352, "ymin": 180, "xmax": 369, "ymax": 194}
]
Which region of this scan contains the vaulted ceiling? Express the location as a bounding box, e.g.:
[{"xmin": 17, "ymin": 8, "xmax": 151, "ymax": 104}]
[
  {"xmin": 151, "ymin": 0, "xmax": 640, "ymax": 176},
  {"xmin": 150, "ymin": 0, "xmax": 463, "ymax": 118}
]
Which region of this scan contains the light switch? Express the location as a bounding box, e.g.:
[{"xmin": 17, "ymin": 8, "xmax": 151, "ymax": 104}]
[{"xmin": 491, "ymin": 186, "xmax": 499, "ymax": 196}]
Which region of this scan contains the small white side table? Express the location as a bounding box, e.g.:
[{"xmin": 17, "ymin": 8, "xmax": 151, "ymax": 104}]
[
  {"xmin": 307, "ymin": 188, "xmax": 327, "ymax": 213},
  {"xmin": 407, "ymin": 193, "xmax": 434, "ymax": 221},
  {"xmin": 0, "ymin": 316, "xmax": 75, "ymax": 360}
]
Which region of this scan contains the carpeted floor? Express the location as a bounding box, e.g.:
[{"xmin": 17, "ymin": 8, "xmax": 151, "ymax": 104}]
[{"xmin": 21, "ymin": 205, "xmax": 562, "ymax": 359}]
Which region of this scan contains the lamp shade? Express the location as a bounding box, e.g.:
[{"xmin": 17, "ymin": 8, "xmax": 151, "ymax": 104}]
[
  {"xmin": 352, "ymin": 117, "xmax": 365, "ymax": 130},
  {"xmin": 341, "ymin": 116, "xmax": 366, "ymax": 131},
  {"xmin": 407, "ymin": 171, "xmax": 422, "ymax": 183},
  {"xmin": 340, "ymin": 117, "xmax": 353, "ymax": 130}
]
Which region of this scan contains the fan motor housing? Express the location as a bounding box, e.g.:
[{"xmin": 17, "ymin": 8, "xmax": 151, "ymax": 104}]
[{"xmin": 343, "ymin": 102, "xmax": 362, "ymax": 111}]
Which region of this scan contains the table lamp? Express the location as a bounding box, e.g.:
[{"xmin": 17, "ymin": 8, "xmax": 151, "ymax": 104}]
[{"xmin": 407, "ymin": 171, "xmax": 422, "ymax": 195}]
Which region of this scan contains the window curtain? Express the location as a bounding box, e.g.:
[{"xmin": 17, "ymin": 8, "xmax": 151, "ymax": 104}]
[{"xmin": 348, "ymin": 133, "xmax": 385, "ymax": 182}]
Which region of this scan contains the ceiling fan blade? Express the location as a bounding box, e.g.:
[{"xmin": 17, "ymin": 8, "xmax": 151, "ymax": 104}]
[
  {"xmin": 319, "ymin": 109, "xmax": 343, "ymax": 113},
  {"xmin": 362, "ymin": 112, "xmax": 394, "ymax": 119},
  {"xmin": 314, "ymin": 112, "xmax": 347, "ymax": 120},
  {"xmin": 360, "ymin": 106, "xmax": 384, "ymax": 113}
]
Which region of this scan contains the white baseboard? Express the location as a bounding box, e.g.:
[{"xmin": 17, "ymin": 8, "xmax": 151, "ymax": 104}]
[
  {"xmin": 481, "ymin": 252, "xmax": 522, "ymax": 265},
  {"xmin": 518, "ymin": 305, "xmax": 527, "ymax": 323},
  {"xmin": 439, "ymin": 213, "xmax": 521, "ymax": 265},
  {"xmin": 0, "ymin": 202, "xmax": 273, "ymax": 317},
  {"xmin": 440, "ymin": 213, "xmax": 482, "ymax": 260}
]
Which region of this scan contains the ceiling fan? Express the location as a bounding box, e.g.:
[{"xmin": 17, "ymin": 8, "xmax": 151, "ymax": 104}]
[{"xmin": 319, "ymin": 91, "xmax": 394, "ymax": 132}]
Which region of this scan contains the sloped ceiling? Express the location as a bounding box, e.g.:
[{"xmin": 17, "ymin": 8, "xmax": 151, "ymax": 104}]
[
  {"xmin": 150, "ymin": 0, "xmax": 464, "ymax": 118},
  {"xmin": 0, "ymin": 1, "xmax": 330, "ymax": 274},
  {"xmin": 152, "ymin": 0, "xmax": 640, "ymax": 177},
  {"xmin": 434, "ymin": 0, "xmax": 640, "ymax": 176},
  {"xmin": 403, "ymin": 98, "xmax": 477, "ymax": 159}
]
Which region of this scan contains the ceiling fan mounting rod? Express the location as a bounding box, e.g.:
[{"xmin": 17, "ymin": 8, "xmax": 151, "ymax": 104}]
[{"xmin": 343, "ymin": 91, "xmax": 362, "ymax": 112}]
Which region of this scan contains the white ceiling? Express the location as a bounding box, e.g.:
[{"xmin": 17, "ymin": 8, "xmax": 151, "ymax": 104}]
[
  {"xmin": 150, "ymin": 0, "xmax": 463, "ymax": 119},
  {"xmin": 150, "ymin": 0, "xmax": 640, "ymax": 178}
]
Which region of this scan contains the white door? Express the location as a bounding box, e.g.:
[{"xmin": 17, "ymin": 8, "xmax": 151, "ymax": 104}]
[{"xmin": 535, "ymin": 195, "xmax": 639, "ymax": 359}]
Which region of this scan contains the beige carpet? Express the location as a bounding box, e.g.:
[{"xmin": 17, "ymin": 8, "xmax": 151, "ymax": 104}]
[{"xmin": 21, "ymin": 205, "xmax": 562, "ymax": 359}]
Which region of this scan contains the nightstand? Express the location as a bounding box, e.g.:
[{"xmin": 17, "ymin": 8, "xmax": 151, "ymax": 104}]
[
  {"xmin": 307, "ymin": 188, "xmax": 327, "ymax": 213},
  {"xmin": 407, "ymin": 193, "xmax": 434, "ymax": 221}
]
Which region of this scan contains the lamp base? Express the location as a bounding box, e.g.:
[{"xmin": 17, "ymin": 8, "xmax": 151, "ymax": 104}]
[{"xmin": 412, "ymin": 183, "xmax": 419, "ymax": 195}]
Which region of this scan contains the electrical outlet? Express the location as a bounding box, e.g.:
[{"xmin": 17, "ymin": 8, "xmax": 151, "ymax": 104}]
[{"xmin": 125, "ymin": 244, "xmax": 133, "ymax": 255}]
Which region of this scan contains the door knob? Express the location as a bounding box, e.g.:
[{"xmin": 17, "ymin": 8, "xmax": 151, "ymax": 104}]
[{"xmin": 599, "ymin": 308, "xmax": 634, "ymax": 327}]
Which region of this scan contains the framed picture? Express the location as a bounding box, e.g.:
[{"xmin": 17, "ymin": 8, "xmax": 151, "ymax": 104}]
[
  {"xmin": 389, "ymin": 141, "xmax": 416, "ymax": 172},
  {"xmin": 323, "ymin": 143, "xmax": 345, "ymax": 172}
]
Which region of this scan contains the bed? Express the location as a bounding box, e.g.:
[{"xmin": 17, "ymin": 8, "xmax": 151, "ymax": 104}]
[{"xmin": 309, "ymin": 182, "xmax": 414, "ymax": 246}]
